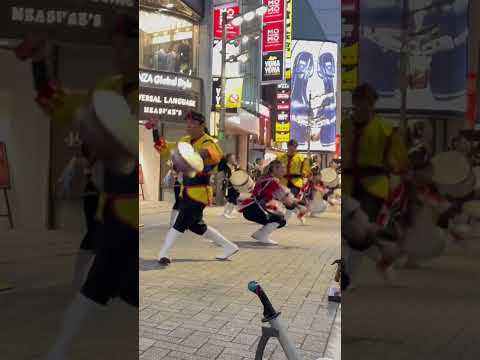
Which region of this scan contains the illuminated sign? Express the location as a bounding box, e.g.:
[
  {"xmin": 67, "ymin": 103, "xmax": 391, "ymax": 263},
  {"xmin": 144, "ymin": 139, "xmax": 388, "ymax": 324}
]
[{"xmin": 261, "ymin": 0, "xmax": 285, "ymax": 83}]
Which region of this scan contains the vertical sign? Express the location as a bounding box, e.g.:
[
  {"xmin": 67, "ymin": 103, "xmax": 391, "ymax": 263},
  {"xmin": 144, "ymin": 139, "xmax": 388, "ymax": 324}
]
[
  {"xmin": 0, "ymin": 143, "xmax": 10, "ymax": 189},
  {"xmin": 213, "ymin": 5, "xmax": 241, "ymax": 40},
  {"xmin": 341, "ymin": 0, "xmax": 359, "ymax": 91},
  {"xmin": 261, "ymin": 0, "xmax": 286, "ymax": 83},
  {"xmin": 285, "ymin": 0, "xmax": 293, "ymax": 80},
  {"xmin": 467, "ymin": 72, "xmax": 477, "ymax": 128},
  {"xmin": 212, "ymin": 4, "xmax": 241, "ymax": 78},
  {"xmin": 275, "ymin": 82, "xmax": 291, "ymax": 143}
]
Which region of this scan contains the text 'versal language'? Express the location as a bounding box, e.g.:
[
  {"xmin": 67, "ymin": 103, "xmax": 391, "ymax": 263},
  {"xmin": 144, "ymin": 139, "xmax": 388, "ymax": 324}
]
[{"xmin": 139, "ymin": 94, "xmax": 196, "ymax": 108}]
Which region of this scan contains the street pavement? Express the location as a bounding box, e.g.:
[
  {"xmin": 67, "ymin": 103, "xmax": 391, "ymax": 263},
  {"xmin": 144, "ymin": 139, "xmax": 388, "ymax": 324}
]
[
  {"xmin": 342, "ymin": 235, "xmax": 480, "ymax": 360},
  {"xmin": 0, "ymin": 231, "xmax": 138, "ymax": 360},
  {"xmin": 139, "ymin": 201, "xmax": 341, "ymax": 360}
]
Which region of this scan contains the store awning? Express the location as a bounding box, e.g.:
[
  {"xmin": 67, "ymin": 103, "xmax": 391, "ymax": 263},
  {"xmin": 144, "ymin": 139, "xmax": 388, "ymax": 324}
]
[{"xmin": 225, "ymin": 108, "xmax": 259, "ymax": 137}]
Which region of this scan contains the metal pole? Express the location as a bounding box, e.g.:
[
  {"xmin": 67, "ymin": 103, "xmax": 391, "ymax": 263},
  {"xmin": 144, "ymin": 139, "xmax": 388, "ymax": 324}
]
[
  {"xmin": 219, "ymin": 11, "xmax": 228, "ymax": 147},
  {"xmin": 399, "ymin": 0, "xmax": 409, "ymax": 137}
]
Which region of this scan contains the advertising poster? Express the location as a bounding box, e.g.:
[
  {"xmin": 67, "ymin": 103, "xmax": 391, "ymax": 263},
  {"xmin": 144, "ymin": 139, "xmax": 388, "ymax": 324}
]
[
  {"xmin": 359, "ymin": 0, "xmax": 469, "ymax": 113},
  {"xmin": 291, "ymin": 40, "xmax": 338, "ymax": 152},
  {"xmin": 261, "ymin": 0, "xmax": 285, "ymax": 83},
  {"xmin": 262, "ymin": 52, "xmax": 284, "ymax": 83},
  {"xmin": 212, "ymin": 77, "xmax": 244, "ymax": 110},
  {"xmin": 213, "ymin": 5, "xmax": 240, "ymax": 40},
  {"xmin": 212, "ymin": 4, "xmax": 241, "ymax": 78},
  {"xmin": 285, "ymin": 0, "xmax": 293, "ymax": 80},
  {"xmin": 275, "ymin": 82, "xmax": 291, "ymax": 143}
]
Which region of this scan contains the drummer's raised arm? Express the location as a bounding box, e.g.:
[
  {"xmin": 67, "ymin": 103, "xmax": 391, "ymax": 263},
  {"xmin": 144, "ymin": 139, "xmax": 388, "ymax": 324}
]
[
  {"xmin": 27, "ymin": 36, "xmax": 88, "ymax": 126},
  {"xmin": 153, "ymin": 138, "xmax": 177, "ymax": 156}
]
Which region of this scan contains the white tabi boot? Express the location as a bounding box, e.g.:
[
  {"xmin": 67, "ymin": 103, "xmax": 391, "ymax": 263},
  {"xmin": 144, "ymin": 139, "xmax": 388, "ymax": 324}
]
[
  {"xmin": 158, "ymin": 228, "xmax": 182, "ymax": 265},
  {"xmin": 204, "ymin": 227, "xmax": 239, "ymax": 260},
  {"xmin": 252, "ymin": 223, "xmax": 280, "ymax": 245},
  {"xmin": 47, "ymin": 293, "xmax": 103, "ymax": 360}
]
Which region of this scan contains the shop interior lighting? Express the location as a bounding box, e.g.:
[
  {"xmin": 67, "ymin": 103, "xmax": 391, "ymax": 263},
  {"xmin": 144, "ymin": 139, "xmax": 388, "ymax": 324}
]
[
  {"xmin": 165, "ymin": 3, "xmax": 175, "ymax": 8},
  {"xmin": 238, "ymin": 53, "xmax": 249, "ymax": 62},
  {"xmin": 255, "ymin": 5, "xmax": 269, "ymax": 17},
  {"xmin": 231, "ymin": 16, "xmax": 244, "ymax": 27},
  {"xmin": 243, "ymin": 11, "xmax": 256, "ymax": 22},
  {"xmin": 140, "ymin": 10, "xmax": 191, "ymax": 33}
]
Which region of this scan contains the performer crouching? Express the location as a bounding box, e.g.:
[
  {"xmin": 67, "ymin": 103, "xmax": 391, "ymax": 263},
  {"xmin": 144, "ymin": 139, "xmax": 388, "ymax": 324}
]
[
  {"xmin": 238, "ymin": 160, "xmax": 306, "ymax": 245},
  {"xmin": 154, "ymin": 111, "xmax": 239, "ymax": 265}
]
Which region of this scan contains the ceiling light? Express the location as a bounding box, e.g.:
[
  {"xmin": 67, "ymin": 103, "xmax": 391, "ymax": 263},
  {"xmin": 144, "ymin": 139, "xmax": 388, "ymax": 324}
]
[
  {"xmin": 244, "ymin": 11, "xmax": 255, "ymax": 22},
  {"xmin": 231, "ymin": 16, "xmax": 244, "ymax": 27},
  {"xmin": 165, "ymin": 3, "xmax": 175, "ymax": 9},
  {"xmin": 238, "ymin": 54, "xmax": 249, "ymax": 63},
  {"xmin": 256, "ymin": 5, "xmax": 268, "ymax": 17}
]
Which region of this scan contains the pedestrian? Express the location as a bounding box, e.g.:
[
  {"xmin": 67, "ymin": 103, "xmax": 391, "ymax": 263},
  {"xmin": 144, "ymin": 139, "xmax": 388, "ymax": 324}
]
[
  {"xmin": 163, "ymin": 160, "xmax": 183, "ymax": 227},
  {"xmin": 342, "ymin": 83, "xmax": 409, "ymax": 287},
  {"xmin": 154, "ymin": 111, "xmax": 239, "ymax": 265},
  {"xmin": 238, "ymin": 160, "xmax": 307, "ymax": 245},
  {"xmin": 24, "ymin": 14, "xmax": 140, "ymax": 360},
  {"xmin": 67, "ymin": 144, "xmax": 104, "ymax": 290},
  {"xmin": 276, "ymin": 139, "xmax": 311, "ymax": 226},
  {"xmin": 218, "ymin": 153, "xmax": 240, "ymax": 219}
]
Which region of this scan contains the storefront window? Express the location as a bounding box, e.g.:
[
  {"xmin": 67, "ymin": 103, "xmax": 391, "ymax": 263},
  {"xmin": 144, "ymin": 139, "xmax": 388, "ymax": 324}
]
[{"xmin": 139, "ymin": 10, "xmax": 198, "ymax": 76}]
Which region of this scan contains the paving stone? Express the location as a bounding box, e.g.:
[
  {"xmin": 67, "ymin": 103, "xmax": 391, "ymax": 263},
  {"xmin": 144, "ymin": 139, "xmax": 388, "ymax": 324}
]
[
  {"xmin": 140, "ymin": 347, "xmax": 170, "ymax": 360},
  {"xmin": 196, "ymin": 343, "xmax": 225, "ymax": 358},
  {"xmin": 140, "ymin": 205, "xmax": 340, "ymax": 360},
  {"xmin": 181, "ymin": 334, "xmax": 209, "ymax": 348},
  {"xmin": 140, "ymin": 337, "xmax": 157, "ymax": 351}
]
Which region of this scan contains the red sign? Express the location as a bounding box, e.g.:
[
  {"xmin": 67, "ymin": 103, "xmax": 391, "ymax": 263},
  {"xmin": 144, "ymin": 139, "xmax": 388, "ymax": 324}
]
[
  {"xmin": 262, "ymin": 21, "xmax": 285, "ymax": 52},
  {"xmin": 466, "ymin": 72, "xmax": 478, "ymax": 128},
  {"xmin": 341, "ymin": 0, "xmax": 359, "ymax": 14},
  {"xmin": 0, "ymin": 143, "xmax": 10, "ymax": 189},
  {"xmin": 277, "ymin": 103, "xmax": 290, "ymax": 111},
  {"xmin": 264, "ymin": 0, "xmax": 285, "ymax": 23},
  {"xmin": 335, "ymin": 134, "xmax": 341, "ymax": 158},
  {"xmin": 213, "ymin": 5, "xmax": 241, "ymax": 40}
]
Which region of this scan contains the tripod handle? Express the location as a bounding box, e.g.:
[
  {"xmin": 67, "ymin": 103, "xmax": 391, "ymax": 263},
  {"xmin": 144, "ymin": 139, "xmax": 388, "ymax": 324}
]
[{"xmin": 248, "ymin": 281, "xmax": 280, "ymax": 322}]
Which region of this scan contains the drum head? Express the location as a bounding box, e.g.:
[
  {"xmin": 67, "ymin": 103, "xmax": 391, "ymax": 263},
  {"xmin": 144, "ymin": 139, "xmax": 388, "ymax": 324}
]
[
  {"xmin": 177, "ymin": 142, "xmax": 204, "ymax": 173},
  {"xmin": 321, "ymin": 168, "xmax": 338, "ymax": 188},
  {"xmin": 432, "ymin": 151, "xmax": 470, "ymax": 185},
  {"xmin": 92, "ymin": 91, "xmax": 136, "ymax": 156},
  {"xmin": 230, "ymin": 170, "xmax": 249, "ymax": 186}
]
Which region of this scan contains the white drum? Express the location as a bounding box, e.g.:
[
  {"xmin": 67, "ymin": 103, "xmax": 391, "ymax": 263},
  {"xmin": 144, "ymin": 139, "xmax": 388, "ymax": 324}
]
[
  {"xmin": 79, "ymin": 90, "xmax": 137, "ymax": 156},
  {"xmin": 171, "ymin": 142, "xmax": 204, "ymax": 178},
  {"xmin": 230, "ymin": 170, "xmax": 255, "ymax": 193},
  {"xmin": 321, "ymin": 168, "xmax": 339, "ymax": 188},
  {"xmin": 403, "ymin": 225, "xmax": 448, "ymax": 262},
  {"xmin": 431, "ymin": 151, "xmax": 474, "ymax": 198}
]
